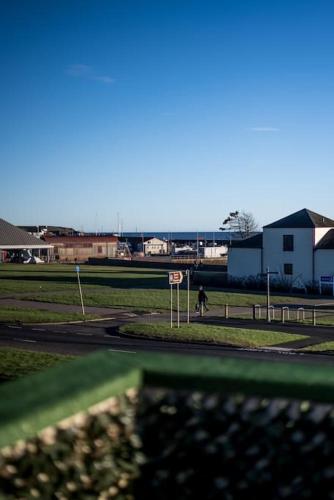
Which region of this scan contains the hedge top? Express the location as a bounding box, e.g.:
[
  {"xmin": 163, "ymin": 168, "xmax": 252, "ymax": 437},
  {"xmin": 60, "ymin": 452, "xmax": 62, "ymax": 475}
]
[{"xmin": 0, "ymin": 350, "xmax": 334, "ymax": 447}]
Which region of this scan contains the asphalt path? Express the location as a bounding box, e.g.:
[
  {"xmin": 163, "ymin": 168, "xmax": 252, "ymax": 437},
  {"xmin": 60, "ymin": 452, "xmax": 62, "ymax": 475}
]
[{"xmin": 1, "ymin": 313, "xmax": 334, "ymax": 365}]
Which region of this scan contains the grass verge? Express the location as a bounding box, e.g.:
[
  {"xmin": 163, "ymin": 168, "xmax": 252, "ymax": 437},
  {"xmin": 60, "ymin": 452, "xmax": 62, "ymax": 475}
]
[
  {"xmin": 0, "ymin": 307, "xmax": 98, "ymax": 323},
  {"xmin": 0, "ymin": 347, "xmax": 74, "ymax": 382},
  {"xmin": 1, "ymin": 264, "xmax": 328, "ymax": 312},
  {"xmin": 302, "ymin": 342, "xmax": 334, "ymax": 352},
  {"xmin": 120, "ymin": 323, "xmax": 308, "ymax": 348}
]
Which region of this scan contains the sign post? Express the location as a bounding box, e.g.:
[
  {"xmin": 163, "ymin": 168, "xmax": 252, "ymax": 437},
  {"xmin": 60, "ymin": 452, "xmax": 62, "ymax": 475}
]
[
  {"xmin": 319, "ymin": 276, "xmax": 334, "ymax": 295},
  {"xmin": 169, "ymin": 271, "xmax": 183, "ymax": 328},
  {"xmin": 186, "ymin": 269, "xmax": 190, "ymax": 324},
  {"xmin": 170, "ymin": 282, "xmax": 173, "ymax": 328},
  {"xmin": 177, "ymin": 283, "xmax": 180, "ymax": 328},
  {"xmin": 75, "ymin": 265, "xmax": 85, "ymax": 316}
]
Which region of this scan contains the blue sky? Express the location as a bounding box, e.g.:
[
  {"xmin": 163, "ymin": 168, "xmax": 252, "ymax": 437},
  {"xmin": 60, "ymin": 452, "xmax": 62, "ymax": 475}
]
[{"xmin": 1, "ymin": 0, "xmax": 334, "ymax": 231}]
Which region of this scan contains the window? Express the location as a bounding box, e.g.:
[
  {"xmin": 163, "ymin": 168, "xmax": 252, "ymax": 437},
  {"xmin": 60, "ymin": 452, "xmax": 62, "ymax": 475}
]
[
  {"xmin": 98, "ymin": 246, "xmax": 103, "ymax": 254},
  {"xmin": 284, "ymin": 263, "xmax": 293, "ymax": 275},
  {"xmin": 283, "ymin": 234, "xmax": 294, "ymax": 251}
]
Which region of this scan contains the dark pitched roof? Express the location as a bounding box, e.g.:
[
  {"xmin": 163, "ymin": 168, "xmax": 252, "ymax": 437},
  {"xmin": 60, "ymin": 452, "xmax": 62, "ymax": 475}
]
[
  {"xmin": 0, "ymin": 218, "xmax": 52, "ymax": 248},
  {"xmin": 316, "ymin": 229, "xmax": 334, "ymax": 250},
  {"xmin": 44, "ymin": 235, "xmax": 118, "ymax": 244},
  {"xmin": 231, "ymin": 233, "xmax": 263, "ymax": 249},
  {"xmin": 264, "ymin": 209, "xmax": 334, "ymax": 229}
]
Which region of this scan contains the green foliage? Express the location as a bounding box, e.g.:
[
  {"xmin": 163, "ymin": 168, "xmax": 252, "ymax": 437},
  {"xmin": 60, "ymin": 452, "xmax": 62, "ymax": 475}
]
[
  {"xmin": 136, "ymin": 388, "xmax": 334, "ymax": 498},
  {"xmin": 0, "ymin": 391, "xmax": 141, "ymax": 499}
]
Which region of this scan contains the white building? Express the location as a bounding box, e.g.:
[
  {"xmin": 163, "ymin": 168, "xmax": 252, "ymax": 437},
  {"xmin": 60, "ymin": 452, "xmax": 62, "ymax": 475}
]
[
  {"xmin": 198, "ymin": 245, "xmax": 228, "ymax": 258},
  {"xmin": 142, "ymin": 237, "xmax": 168, "ymax": 256},
  {"xmin": 228, "ymin": 208, "xmax": 334, "ymax": 286}
]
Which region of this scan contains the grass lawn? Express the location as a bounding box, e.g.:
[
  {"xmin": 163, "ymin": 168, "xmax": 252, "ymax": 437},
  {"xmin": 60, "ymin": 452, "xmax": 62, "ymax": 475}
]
[
  {"xmin": 0, "ymin": 307, "xmax": 98, "ymax": 323},
  {"xmin": 302, "ymin": 342, "xmax": 334, "ymax": 352},
  {"xmin": 0, "ymin": 347, "xmax": 74, "ymax": 382},
  {"xmin": 0, "ymin": 264, "xmax": 321, "ymax": 313},
  {"xmin": 120, "ymin": 323, "xmax": 309, "ymax": 348}
]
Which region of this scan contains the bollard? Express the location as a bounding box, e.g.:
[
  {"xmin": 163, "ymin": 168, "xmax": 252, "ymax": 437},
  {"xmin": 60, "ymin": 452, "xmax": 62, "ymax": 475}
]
[
  {"xmin": 297, "ymin": 307, "xmax": 305, "ymax": 321},
  {"xmin": 225, "ymin": 304, "xmax": 229, "ymax": 319},
  {"xmin": 281, "ymin": 306, "xmax": 289, "ymax": 323},
  {"xmin": 253, "ymin": 304, "xmax": 261, "ymax": 320}
]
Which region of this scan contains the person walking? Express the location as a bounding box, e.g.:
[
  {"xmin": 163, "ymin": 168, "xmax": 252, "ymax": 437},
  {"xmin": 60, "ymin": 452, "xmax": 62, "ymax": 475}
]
[{"xmin": 197, "ymin": 286, "xmax": 208, "ymax": 316}]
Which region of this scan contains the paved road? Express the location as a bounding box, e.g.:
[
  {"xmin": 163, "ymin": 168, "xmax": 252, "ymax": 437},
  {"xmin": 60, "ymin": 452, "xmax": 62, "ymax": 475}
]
[{"xmin": 1, "ymin": 312, "xmax": 334, "ymax": 365}]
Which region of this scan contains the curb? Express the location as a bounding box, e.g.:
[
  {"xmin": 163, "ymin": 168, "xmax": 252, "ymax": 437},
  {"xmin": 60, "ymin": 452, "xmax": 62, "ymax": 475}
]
[{"xmin": 118, "ymin": 329, "xmax": 334, "ymax": 358}]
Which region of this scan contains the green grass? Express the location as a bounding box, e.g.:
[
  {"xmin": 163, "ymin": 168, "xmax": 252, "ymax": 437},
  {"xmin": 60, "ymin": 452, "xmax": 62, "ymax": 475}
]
[
  {"xmin": 302, "ymin": 341, "xmax": 334, "ymax": 352},
  {"xmin": 120, "ymin": 322, "xmax": 308, "ymax": 347},
  {"xmin": 0, "ymin": 263, "xmax": 321, "ymax": 312},
  {"xmin": 0, "ymin": 347, "xmax": 74, "ymax": 382},
  {"xmin": 0, "ymin": 306, "xmax": 98, "ymax": 323}
]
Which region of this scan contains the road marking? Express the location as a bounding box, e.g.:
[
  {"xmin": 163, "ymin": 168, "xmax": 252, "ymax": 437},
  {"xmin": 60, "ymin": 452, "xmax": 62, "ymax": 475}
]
[
  {"xmin": 32, "ymin": 328, "xmax": 46, "ymax": 332},
  {"xmin": 123, "ymin": 313, "xmax": 138, "ymax": 318},
  {"xmin": 108, "ymin": 349, "xmax": 136, "ymax": 354},
  {"xmin": 14, "ymin": 338, "xmax": 37, "ymax": 343},
  {"xmin": 104, "ymin": 334, "xmax": 121, "ymax": 338},
  {"xmin": 75, "ymin": 332, "xmax": 92, "ymax": 336},
  {"xmin": 238, "ymin": 347, "xmax": 302, "ymax": 356},
  {"xmin": 8, "ymin": 326, "xmax": 22, "ymax": 329}
]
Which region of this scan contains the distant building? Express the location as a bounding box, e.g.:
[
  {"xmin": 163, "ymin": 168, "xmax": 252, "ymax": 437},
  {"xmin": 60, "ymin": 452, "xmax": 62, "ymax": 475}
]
[
  {"xmin": 228, "ymin": 208, "xmax": 334, "ymax": 287},
  {"xmin": 119, "ymin": 236, "xmax": 169, "ymax": 256},
  {"xmin": 19, "ymin": 225, "xmax": 80, "ymax": 237},
  {"xmin": 44, "ymin": 235, "xmax": 118, "ymax": 262},
  {"xmin": 0, "ymin": 218, "xmax": 53, "ymax": 262},
  {"xmin": 142, "ymin": 237, "xmax": 168, "ymax": 256},
  {"xmin": 198, "ymin": 245, "xmax": 228, "ymax": 258}
]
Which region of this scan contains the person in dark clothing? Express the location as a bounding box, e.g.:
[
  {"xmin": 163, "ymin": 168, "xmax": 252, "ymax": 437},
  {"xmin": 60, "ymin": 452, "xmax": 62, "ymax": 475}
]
[{"xmin": 197, "ymin": 286, "xmax": 208, "ymax": 314}]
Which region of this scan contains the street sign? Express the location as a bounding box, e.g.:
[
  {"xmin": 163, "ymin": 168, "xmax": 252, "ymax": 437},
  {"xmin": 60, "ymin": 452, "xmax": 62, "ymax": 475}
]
[
  {"xmin": 169, "ymin": 271, "xmax": 183, "ymax": 285},
  {"xmin": 320, "ymin": 275, "xmax": 333, "ymax": 283},
  {"xmin": 75, "ymin": 265, "xmax": 80, "ymax": 273},
  {"xmin": 319, "ymin": 275, "xmax": 334, "ymax": 296}
]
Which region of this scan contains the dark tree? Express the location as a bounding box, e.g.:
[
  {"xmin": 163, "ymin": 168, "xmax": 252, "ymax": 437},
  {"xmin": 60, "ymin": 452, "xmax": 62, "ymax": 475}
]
[{"xmin": 220, "ymin": 210, "xmax": 258, "ymax": 239}]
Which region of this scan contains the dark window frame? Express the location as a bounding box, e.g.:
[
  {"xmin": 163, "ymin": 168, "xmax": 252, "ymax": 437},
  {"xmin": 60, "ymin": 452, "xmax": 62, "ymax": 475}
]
[
  {"xmin": 283, "ymin": 234, "xmax": 294, "ymax": 252},
  {"xmin": 284, "ymin": 263, "xmax": 293, "ymax": 275}
]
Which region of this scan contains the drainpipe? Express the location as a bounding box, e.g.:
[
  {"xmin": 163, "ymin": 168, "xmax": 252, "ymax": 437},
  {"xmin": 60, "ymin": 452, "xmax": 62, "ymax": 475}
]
[{"xmin": 261, "ymin": 236, "xmax": 264, "ymax": 274}]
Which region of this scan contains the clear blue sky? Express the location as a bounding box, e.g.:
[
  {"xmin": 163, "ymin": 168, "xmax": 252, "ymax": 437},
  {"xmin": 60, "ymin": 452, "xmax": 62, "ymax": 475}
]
[{"xmin": 1, "ymin": 0, "xmax": 334, "ymax": 232}]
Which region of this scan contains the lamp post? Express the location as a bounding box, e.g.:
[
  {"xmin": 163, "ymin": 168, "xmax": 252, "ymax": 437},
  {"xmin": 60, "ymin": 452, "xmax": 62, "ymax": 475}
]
[{"xmin": 260, "ymin": 267, "xmax": 278, "ymax": 323}]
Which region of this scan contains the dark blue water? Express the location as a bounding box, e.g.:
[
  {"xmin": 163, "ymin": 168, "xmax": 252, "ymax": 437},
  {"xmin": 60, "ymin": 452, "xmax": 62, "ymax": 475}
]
[{"xmin": 122, "ymin": 231, "xmax": 242, "ymax": 242}]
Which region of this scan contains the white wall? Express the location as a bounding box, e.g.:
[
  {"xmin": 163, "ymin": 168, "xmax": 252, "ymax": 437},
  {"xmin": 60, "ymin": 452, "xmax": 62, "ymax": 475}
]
[
  {"xmin": 262, "ymin": 228, "xmax": 314, "ymax": 282},
  {"xmin": 314, "ymin": 250, "xmax": 334, "ymax": 281},
  {"xmin": 144, "ymin": 238, "xmax": 168, "ymax": 255},
  {"xmin": 314, "ymin": 227, "xmax": 333, "ymax": 245},
  {"xmin": 201, "ymin": 246, "xmax": 228, "ymax": 258},
  {"xmin": 228, "ymin": 248, "xmax": 262, "ymax": 278}
]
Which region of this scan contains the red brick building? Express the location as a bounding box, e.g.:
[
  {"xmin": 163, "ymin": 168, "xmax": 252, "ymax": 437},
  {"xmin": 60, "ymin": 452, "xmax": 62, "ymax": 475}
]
[{"xmin": 44, "ymin": 235, "xmax": 118, "ymax": 263}]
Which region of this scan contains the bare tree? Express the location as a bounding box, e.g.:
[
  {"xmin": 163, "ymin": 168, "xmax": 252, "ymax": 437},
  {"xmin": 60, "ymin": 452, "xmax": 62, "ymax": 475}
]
[{"xmin": 220, "ymin": 210, "xmax": 258, "ymax": 239}]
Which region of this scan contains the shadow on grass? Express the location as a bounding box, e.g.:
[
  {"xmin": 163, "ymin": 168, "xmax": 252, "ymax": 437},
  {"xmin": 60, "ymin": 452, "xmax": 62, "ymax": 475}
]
[
  {"xmin": 0, "ymin": 273, "xmax": 172, "ymax": 290},
  {"xmin": 0, "ymin": 267, "xmax": 167, "ymax": 276}
]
